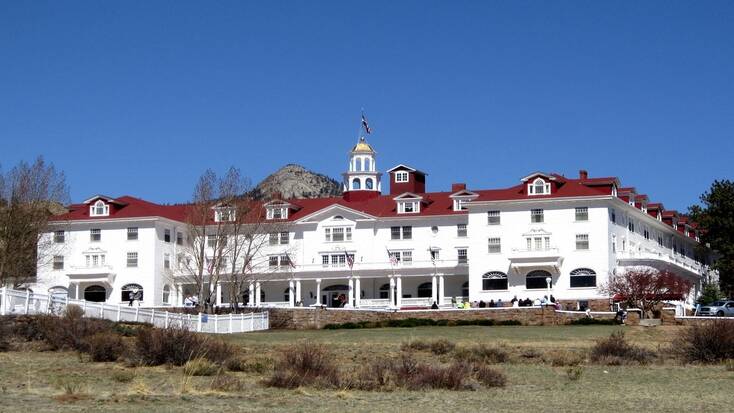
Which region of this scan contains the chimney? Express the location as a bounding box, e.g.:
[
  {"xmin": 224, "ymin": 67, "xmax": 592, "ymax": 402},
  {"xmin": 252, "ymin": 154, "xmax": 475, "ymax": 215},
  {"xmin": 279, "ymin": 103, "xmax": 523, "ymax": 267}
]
[
  {"xmin": 579, "ymin": 170, "xmax": 588, "ymax": 180},
  {"xmin": 451, "ymin": 183, "xmax": 466, "ymax": 192}
]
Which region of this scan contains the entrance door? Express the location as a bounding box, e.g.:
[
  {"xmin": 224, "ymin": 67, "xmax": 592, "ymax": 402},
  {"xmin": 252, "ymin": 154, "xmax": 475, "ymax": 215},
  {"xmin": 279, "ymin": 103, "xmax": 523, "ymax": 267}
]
[{"xmin": 322, "ymin": 284, "xmax": 349, "ymax": 307}]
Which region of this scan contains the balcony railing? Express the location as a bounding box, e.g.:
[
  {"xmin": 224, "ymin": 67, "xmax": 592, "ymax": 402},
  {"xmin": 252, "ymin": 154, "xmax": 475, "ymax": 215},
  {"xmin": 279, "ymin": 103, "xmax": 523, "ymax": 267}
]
[
  {"xmin": 509, "ymin": 247, "xmax": 561, "ymax": 259},
  {"xmin": 616, "ymin": 249, "xmax": 703, "ymax": 274}
]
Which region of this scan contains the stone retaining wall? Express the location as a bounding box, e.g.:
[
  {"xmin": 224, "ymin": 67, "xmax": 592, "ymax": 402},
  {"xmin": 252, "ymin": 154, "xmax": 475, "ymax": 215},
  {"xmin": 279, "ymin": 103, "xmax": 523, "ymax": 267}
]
[{"xmin": 268, "ymin": 306, "xmax": 620, "ymax": 329}]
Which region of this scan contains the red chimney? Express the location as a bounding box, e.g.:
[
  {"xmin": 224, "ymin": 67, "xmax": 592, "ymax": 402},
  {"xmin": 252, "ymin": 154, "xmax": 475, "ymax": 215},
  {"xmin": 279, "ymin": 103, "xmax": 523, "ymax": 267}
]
[
  {"xmin": 451, "ymin": 183, "xmax": 466, "ymax": 192},
  {"xmin": 579, "ymin": 170, "xmax": 588, "ymax": 180}
]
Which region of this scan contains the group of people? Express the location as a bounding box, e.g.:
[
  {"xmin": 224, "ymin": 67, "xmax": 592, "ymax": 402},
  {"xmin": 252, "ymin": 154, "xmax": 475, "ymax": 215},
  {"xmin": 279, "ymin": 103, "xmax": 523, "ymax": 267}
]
[
  {"xmin": 510, "ymin": 295, "xmax": 560, "ymax": 309},
  {"xmin": 183, "ymin": 294, "xmax": 199, "ymax": 307},
  {"xmin": 442, "ymin": 295, "xmax": 560, "ymax": 310}
]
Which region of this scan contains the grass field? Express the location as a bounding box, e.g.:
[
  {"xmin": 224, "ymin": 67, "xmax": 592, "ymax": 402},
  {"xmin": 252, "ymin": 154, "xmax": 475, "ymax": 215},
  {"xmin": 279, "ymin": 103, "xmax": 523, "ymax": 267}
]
[{"xmin": 0, "ymin": 325, "xmax": 731, "ymax": 412}]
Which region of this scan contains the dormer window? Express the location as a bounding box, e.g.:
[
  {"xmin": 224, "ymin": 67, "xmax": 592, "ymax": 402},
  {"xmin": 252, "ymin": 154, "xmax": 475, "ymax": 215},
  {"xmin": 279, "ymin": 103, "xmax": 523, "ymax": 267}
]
[
  {"xmin": 215, "ymin": 207, "xmax": 235, "ymax": 222},
  {"xmin": 399, "ymin": 201, "xmax": 419, "ymax": 214},
  {"xmin": 395, "ymin": 171, "xmax": 409, "ymax": 183},
  {"xmin": 90, "ymin": 200, "xmax": 109, "ymax": 217},
  {"xmin": 528, "ymin": 178, "xmax": 550, "ymax": 195},
  {"xmin": 453, "ymin": 199, "xmax": 467, "ymax": 211},
  {"xmin": 267, "ymin": 207, "xmax": 288, "ymax": 220}
]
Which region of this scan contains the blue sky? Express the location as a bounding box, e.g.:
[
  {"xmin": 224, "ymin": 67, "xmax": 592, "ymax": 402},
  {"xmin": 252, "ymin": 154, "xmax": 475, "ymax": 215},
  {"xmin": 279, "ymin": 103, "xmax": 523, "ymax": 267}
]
[{"xmin": 1, "ymin": 1, "xmax": 732, "ymax": 210}]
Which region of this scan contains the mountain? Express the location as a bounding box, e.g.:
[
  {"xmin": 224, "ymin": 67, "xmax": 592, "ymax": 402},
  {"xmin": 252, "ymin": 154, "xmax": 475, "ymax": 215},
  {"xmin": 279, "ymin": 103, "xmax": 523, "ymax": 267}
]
[{"xmin": 253, "ymin": 164, "xmax": 343, "ymax": 200}]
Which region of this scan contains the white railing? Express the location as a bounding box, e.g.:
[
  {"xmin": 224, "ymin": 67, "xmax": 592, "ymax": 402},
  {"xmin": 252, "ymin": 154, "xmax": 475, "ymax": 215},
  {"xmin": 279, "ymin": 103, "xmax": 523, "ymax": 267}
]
[
  {"xmin": 0, "ymin": 287, "xmax": 268, "ymax": 334},
  {"xmin": 617, "ymin": 249, "xmax": 703, "ymax": 274}
]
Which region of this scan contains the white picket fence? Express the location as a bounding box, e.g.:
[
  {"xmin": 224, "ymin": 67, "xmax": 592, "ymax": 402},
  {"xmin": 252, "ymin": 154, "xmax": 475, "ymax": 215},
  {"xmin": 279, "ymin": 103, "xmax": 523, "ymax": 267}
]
[{"xmin": 0, "ymin": 287, "xmax": 268, "ymax": 334}]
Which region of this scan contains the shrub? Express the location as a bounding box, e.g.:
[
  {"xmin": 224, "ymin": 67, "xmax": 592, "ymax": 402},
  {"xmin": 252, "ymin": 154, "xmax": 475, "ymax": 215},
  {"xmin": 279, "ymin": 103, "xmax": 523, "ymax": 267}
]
[
  {"xmin": 83, "ymin": 332, "xmax": 127, "ymax": 362},
  {"xmin": 429, "ymin": 339, "xmax": 456, "ymax": 355},
  {"xmin": 401, "ymin": 339, "xmax": 430, "ymax": 352},
  {"xmin": 454, "ymin": 344, "xmax": 509, "ymax": 364},
  {"xmin": 407, "ymin": 362, "xmax": 475, "ymax": 390},
  {"xmin": 475, "ymin": 365, "xmax": 507, "ymax": 387},
  {"xmin": 520, "ymin": 348, "xmax": 542, "ymax": 359},
  {"xmin": 111, "ymin": 370, "xmax": 135, "ymax": 383},
  {"xmin": 565, "ymin": 366, "xmax": 583, "ymax": 381},
  {"xmin": 184, "ymin": 358, "xmax": 220, "ymax": 376},
  {"xmin": 590, "ymin": 331, "xmax": 655, "ymax": 365},
  {"xmin": 265, "ymin": 343, "xmax": 339, "ymax": 388},
  {"xmin": 134, "ymin": 326, "xmax": 233, "ymax": 366},
  {"xmin": 673, "ymin": 321, "xmax": 734, "ymax": 363},
  {"xmin": 355, "ymin": 357, "xmax": 393, "ymax": 390},
  {"xmin": 225, "ymin": 356, "xmax": 273, "ymax": 373},
  {"xmin": 548, "ymin": 351, "xmax": 584, "ymax": 367}
]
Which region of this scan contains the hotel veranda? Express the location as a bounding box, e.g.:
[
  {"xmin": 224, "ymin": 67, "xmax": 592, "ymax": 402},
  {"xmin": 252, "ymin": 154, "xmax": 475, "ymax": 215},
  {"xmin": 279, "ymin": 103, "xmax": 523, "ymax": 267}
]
[{"xmin": 33, "ymin": 137, "xmax": 707, "ymax": 311}]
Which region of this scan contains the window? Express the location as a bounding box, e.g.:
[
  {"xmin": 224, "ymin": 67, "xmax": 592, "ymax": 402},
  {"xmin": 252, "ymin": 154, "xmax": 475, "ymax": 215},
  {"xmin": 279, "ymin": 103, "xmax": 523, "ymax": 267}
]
[
  {"xmin": 355, "ymin": 158, "xmax": 362, "ymax": 171},
  {"xmin": 207, "ymin": 235, "xmax": 217, "ymax": 248},
  {"xmin": 279, "ymin": 255, "xmax": 291, "ymax": 267},
  {"xmin": 121, "ymin": 284, "xmax": 143, "ymax": 302},
  {"xmin": 127, "ymin": 252, "xmax": 138, "ymax": 267},
  {"xmin": 322, "ymin": 255, "xmax": 329, "ymax": 266},
  {"xmin": 402, "ymin": 251, "xmax": 412, "ymax": 265},
  {"xmin": 531, "ymin": 209, "xmax": 544, "ymax": 223},
  {"xmin": 417, "ymin": 282, "xmax": 433, "ymax": 298},
  {"xmin": 488, "ymin": 238, "xmax": 501, "ymax": 254},
  {"xmin": 365, "ymin": 158, "xmax": 371, "ymax": 171},
  {"xmin": 570, "ymin": 268, "xmax": 597, "ymax": 288},
  {"xmin": 90, "ymin": 228, "xmax": 101, "ymax": 242},
  {"xmin": 164, "ymin": 229, "xmax": 171, "ymax": 243},
  {"xmin": 575, "ymin": 207, "xmax": 588, "ymax": 221},
  {"xmin": 326, "ymin": 227, "xmax": 352, "ymax": 242},
  {"xmin": 280, "ymin": 232, "xmax": 289, "ymax": 244},
  {"xmin": 430, "ymin": 249, "xmax": 440, "ymax": 261},
  {"xmin": 333, "ymin": 227, "xmax": 345, "ymax": 242},
  {"xmin": 487, "ymin": 210, "xmax": 500, "ymax": 225},
  {"xmin": 482, "ymin": 271, "xmax": 508, "ymax": 290},
  {"xmin": 576, "ymin": 234, "xmax": 589, "ymax": 250},
  {"xmin": 457, "ymin": 248, "xmax": 468, "ymax": 264},
  {"xmin": 389, "ymin": 251, "xmax": 401, "ymax": 265},
  {"xmin": 164, "ymin": 253, "xmax": 170, "ymax": 269},
  {"xmin": 324, "ymin": 228, "xmax": 331, "ymax": 242},
  {"xmin": 610, "ymin": 209, "xmax": 616, "ymax": 223},
  {"xmin": 215, "ymin": 208, "xmax": 235, "ymax": 222},
  {"xmin": 453, "ymin": 199, "xmax": 468, "ymax": 211},
  {"xmin": 352, "ymin": 178, "xmax": 361, "ymax": 190},
  {"xmin": 176, "ymin": 232, "xmax": 183, "ymax": 245},
  {"xmin": 269, "ymin": 232, "xmax": 279, "ymax": 245},
  {"xmin": 457, "ymin": 224, "xmax": 467, "ymax": 237},
  {"xmin": 643, "ymin": 229, "xmax": 650, "ymax": 240},
  {"xmin": 402, "ymin": 226, "xmax": 412, "ymax": 239},
  {"xmin": 526, "ymin": 270, "xmax": 552, "ymax": 289},
  {"xmin": 391, "ymin": 226, "xmax": 411, "ymax": 240},
  {"xmin": 90, "ymin": 200, "xmax": 109, "ymax": 217},
  {"xmin": 365, "ymin": 178, "xmax": 374, "ymax": 189},
  {"xmin": 267, "ymin": 207, "xmax": 288, "ymax": 220},
  {"xmin": 628, "ymin": 219, "xmax": 635, "ymax": 232},
  {"xmin": 528, "ymin": 178, "xmax": 550, "ymax": 195},
  {"xmin": 127, "ymin": 227, "xmax": 138, "ymax": 240},
  {"xmin": 162, "ymin": 285, "xmax": 171, "ymax": 304},
  {"xmin": 398, "ymin": 201, "xmax": 418, "ymax": 213},
  {"xmin": 54, "ymin": 230, "xmax": 65, "ymax": 243},
  {"xmin": 52, "ymin": 255, "xmax": 64, "ymax": 270},
  {"xmin": 269, "ymin": 256, "xmax": 279, "ymax": 268},
  {"xmin": 395, "ymin": 171, "xmax": 409, "ymax": 182},
  {"xmin": 379, "ymin": 283, "xmax": 390, "ymax": 299}
]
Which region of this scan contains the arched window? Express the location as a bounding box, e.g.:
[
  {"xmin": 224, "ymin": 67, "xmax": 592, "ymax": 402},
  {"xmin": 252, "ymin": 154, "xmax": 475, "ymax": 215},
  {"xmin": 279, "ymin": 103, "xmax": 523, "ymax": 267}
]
[
  {"xmin": 352, "ymin": 178, "xmax": 361, "ymax": 190},
  {"xmin": 526, "ymin": 270, "xmax": 552, "ymax": 289},
  {"xmin": 569, "ymin": 268, "xmax": 597, "ymax": 288},
  {"xmin": 417, "ymin": 282, "xmax": 433, "ymax": 298},
  {"xmin": 364, "ymin": 158, "xmax": 371, "ymax": 171},
  {"xmin": 121, "ymin": 283, "xmax": 144, "ymax": 302},
  {"xmin": 49, "ymin": 286, "xmax": 68, "ymax": 301},
  {"xmin": 84, "ymin": 285, "xmax": 107, "ymax": 302},
  {"xmin": 379, "ymin": 283, "xmax": 390, "ymax": 299},
  {"xmin": 482, "ymin": 271, "xmax": 508, "ymax": 290},
  {"xmin": 462, "ymin": 281, "xmax": 469, "ymax": 297},
  {"xmin": 530, "ymin": 178, "xmax": 550, "ymax": 195},
  {"xmin": 365, "ymin": 178, "xmax": 374, "ymax": 190},
  {"xmin": 355, "ymin": 158, "xmax": 362, "ymax": 171},
  {"xmin": 91, "ymin": 200, "xmax": 109, "ymax": 216},
  {"xmin": 162, "ymin": 285, "xmax": 171, "ymax": 304}
]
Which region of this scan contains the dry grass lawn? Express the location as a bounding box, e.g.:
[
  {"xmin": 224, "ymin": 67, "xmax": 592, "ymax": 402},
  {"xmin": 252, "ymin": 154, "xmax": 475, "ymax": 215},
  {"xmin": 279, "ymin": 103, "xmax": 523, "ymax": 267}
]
[{"xmin": 0, "ymin": 324, "xmax": 730, "ymax": 412}]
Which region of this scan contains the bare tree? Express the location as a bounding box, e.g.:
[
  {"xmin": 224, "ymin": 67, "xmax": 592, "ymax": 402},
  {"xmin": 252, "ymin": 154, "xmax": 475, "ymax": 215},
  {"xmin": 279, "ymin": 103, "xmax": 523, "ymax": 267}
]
[
  {"xmin": 601, "ymin": 268, "xmax": 693, "ymax": 318},
  {"xmin": 176, "ymin": 167, "xmax": 290, "ymax": 312},
  {"xmin": 0, "ymin": 157, "xmax": 69, "ymax": 287}
]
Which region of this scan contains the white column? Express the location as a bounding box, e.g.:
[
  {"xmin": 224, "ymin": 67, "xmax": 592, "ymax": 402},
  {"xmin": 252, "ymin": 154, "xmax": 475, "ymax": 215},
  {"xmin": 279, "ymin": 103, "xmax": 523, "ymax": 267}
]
[
  {"xmin": 295, "ymin": 280, "xmax": 302, "ymax": 305},
  {"xmin": 288, "ymin": 280, "xmax": 295, "ymax": 307},
  {"xmin": 438, "ymin": 274, "xmax": 445, "ymax": 305},
  {"xmin": 389, "ymin": 277, "xmax": 395, "ymax": 308},
  {"xmin": 248, "ymin": 282, "xmax": 255, "ymax": 307},
  {"xmin": 255, "ymin": 281, "xmax": 261, "ymax": 307},
  {"xmin": 315, "ymin": 279, "xmax": 322, "ymax": 306},
  {"xmin": 348, "ymin": 278, "xmax": 354, "ymax": 306},
  {"xmin": 75, "ymin": 283, "xmax": 80, "ymax": 300},
  {"xmin": 354, "ymin": 278, "xmax": 361, "ymax": 307},
  {"xmin": 431, "ymin": 275, "xmax": 438, "ymax": 305},
  {"xmin": 215, "ymin": 283, "xmax": 222, "ymax": 307},
  {"xmin": 396, "ymin": 276, "xmax": 402, "ymax": 309}
]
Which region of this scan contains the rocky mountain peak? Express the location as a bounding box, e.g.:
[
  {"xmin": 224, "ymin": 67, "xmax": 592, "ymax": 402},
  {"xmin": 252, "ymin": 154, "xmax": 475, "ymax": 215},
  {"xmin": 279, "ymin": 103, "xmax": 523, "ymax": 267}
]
[{"xmin": 253, "ymin": 164, "xmax": 342, "ymax": 200}]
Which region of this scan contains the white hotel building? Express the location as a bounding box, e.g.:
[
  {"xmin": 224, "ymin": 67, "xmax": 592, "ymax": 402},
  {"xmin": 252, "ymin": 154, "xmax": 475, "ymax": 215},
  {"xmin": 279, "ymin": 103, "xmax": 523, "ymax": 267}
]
[{"xmin": 34, "ymin": 138, "xmax": 706, "ymax": 310}]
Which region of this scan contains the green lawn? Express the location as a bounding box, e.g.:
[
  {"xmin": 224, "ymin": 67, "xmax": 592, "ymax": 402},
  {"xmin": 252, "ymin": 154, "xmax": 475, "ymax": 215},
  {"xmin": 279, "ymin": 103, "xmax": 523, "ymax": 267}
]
[{"xmin": 0, "ymin": 325, "xmax": 729, "ymax": 412}]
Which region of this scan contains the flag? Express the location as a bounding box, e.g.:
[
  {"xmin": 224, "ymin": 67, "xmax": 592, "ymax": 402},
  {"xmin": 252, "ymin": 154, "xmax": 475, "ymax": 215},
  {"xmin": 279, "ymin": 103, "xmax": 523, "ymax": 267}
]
[
  {"xmin": 283, "ymin": 251, "xmax": 296, "ymax": 269},
  {"xmin": 430, "ymin": 249, "xmax": 436, "ymax": 265},
  {"xmin": 345, "ymin": 252, "xmax": 354, "ymax": 269},
  {"xmin": 361, "ymin": 113, "xmax": 371, "ymax": 134},
  {"xmin": 386, "ymin": 247, "xmax": 397, "ymax": 266}
]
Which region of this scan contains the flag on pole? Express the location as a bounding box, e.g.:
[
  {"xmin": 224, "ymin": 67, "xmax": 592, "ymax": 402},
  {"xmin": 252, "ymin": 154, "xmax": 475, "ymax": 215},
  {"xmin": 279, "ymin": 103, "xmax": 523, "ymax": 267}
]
[
  {"xmin": 386, "ymin": 247, "xmax": 397, "ymax": 266},
  {"xmin": 430, "ymin": 249, "xmax": 436, "ymax": 265},
  {"xmin": 283, "ymin": 251, "xmax": 296, "ymax": 269},
  {"xmin": 345, "ymin": 252, "xmax": 354, "ymax": 269},
  {"xmin": 361, "ymin": 113, "xmax": 372, "ymax": 134}
]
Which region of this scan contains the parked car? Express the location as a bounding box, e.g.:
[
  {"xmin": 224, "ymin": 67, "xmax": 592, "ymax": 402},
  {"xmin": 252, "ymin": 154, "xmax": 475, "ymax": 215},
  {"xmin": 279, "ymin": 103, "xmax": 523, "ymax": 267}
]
[{"xmin": 697, "ymin": 300, "xmax": 734, "ymax": 317}]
